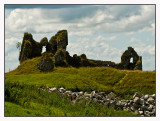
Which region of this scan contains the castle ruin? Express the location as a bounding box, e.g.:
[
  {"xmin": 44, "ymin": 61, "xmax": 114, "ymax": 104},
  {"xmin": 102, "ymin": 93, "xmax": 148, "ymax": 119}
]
[{"xmin": 19, "ymin": 30, "xmax": 142, "ymax": 72}]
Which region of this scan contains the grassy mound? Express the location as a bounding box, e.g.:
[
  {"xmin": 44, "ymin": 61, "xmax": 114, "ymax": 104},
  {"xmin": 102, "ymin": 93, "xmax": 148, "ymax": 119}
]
[
  {"xmin": 6, "ymin": 56, "xmax": 155, "ymax": 98},
  {"xmin": 8, "ymin": 57, "xmax": 42, "ymax": 74},
  {"xmin": 5, "ymin": 57, "xmax": 155, "ymax": 116}
]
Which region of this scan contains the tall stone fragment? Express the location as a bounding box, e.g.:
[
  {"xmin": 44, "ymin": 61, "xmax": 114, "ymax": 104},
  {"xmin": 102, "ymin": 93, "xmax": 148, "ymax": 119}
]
[
  {"xmin": 19, "ymin": 32, "xmax": 42, "ymax": 63},
  {"xmin": 40, "ymin": 37, "xmax": 48, "ymax": 46},
  {"xmin": 134, "ymin": 56, "xmax": 142, "ymax": 70},
  {"xmin": 48, "ymin": 36, "xmax": 57, "ymax": 54},
  {"xmin": 56, "ymin": 30, "xmax": 68, "ymax": 50},
  {"xmin": 54, "ymin": 49, "xmax": 67, "ymax": 66},
  {"xmin": 48, "ymin": 30, "xmax": 68, "ymax": 54}
]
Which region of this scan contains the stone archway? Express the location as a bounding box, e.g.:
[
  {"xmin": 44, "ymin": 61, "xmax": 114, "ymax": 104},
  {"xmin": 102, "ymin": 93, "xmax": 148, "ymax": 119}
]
[
  {"xmin": 42, "ymin": 46, "xmax": 46, "ymax": 53},
  {"xmin": 130, "ymin": 57, "xmax": 133, "ymax": 63},
  {"xmin": 40, "ymin": 37, "xmax": 48, "ymax": 54},
  {"xmin": 121, "ymin": 47, "xmax": 140, "ymax": 70}
]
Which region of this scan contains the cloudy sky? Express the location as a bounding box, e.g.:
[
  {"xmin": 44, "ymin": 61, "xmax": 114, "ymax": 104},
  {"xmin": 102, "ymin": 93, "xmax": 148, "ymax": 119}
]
[{"xmin": 5, "ymin": 5, "xmax": 155, "ymax": 72}]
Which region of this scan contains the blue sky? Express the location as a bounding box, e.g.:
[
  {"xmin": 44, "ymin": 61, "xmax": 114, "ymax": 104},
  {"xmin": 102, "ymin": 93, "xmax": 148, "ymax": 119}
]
[{"xmin": 5, "ymin": 5, "xmax": 155, "ymax": 72}]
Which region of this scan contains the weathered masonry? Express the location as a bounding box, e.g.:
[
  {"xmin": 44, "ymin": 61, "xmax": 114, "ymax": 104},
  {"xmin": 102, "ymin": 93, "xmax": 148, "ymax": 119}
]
[{"xmin": 19, "ymin": 30, "xmax": 142, "ymax": 71}]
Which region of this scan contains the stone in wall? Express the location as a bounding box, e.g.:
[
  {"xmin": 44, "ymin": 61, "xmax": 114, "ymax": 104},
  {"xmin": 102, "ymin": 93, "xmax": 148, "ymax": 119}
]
[{"xmin": 40, "ymin": 87, "xmax": 155, "ymax": 117}]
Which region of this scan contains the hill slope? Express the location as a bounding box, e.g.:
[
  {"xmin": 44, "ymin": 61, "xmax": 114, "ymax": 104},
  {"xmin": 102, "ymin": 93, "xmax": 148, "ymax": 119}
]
[
  {"xmin": 5, "ymin": 56, "xmax": 155, "ymax": 98},
  {"xmin": 5, "ymin": 57, "xmax": 155, "ymax": 116}
]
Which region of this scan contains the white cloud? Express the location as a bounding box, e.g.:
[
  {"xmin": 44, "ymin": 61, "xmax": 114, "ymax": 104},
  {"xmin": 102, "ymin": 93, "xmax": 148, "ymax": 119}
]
[
  {"xmin": 96, "ymin": 35, "xmax": 117, "ymax": 42},
  {"xmin": 6, "ymin": 9, "xmax": 61, "ymax": 33},
  {"xmin": 128, "ymin": 37, "xmax": 155, "ymax": 56},
  {"xmin": 5, "ymin": 37, "xmax": 22, "ymax": 53},
  {"xmin": 5, "ymin": 5, "xmax": 155, "ymax": 71},
  {"xmin": 135, "ymin": 45, "xmax": 155, "ymax": 56},
  {"xmin": 67, "ymin": 35, "xmax": 121, "ymax": 63},
  {"xmin": 129, "ymin": 38, "xmax": 141, "ymax": 43},
  {"xmin": 6, "ymin": 5, "xmax": 155, "ymax": 35},
  {"xmin": 5, "ymin": 50, "xmax": 19, "ymax": 62}
]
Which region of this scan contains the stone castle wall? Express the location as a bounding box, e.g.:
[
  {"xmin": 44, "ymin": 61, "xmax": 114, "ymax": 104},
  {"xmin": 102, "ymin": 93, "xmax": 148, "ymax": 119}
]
[{"xmin": 19, "ymin": 30, "xmax": 142, "ymax": 71}]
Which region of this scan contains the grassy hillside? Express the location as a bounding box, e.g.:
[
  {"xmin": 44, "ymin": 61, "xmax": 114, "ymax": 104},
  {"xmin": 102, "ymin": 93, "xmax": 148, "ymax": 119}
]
[
  {"xmin": 5, "ymin": 83, "xmax": 139, "ymax": 116},
  {"xmin": 6, "ymin": 56, "xmax": 155, "ymax": 97},
  {"xmin": 5, "ymin": 57, "xmax": 155, "ymax": 116}
]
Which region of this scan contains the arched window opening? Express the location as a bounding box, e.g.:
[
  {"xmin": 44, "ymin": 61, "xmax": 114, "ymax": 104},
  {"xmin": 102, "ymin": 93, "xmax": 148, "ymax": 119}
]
[
  {"xmin": 42, "ymin": 46, "xmax": 46, "ymax": 53},
  {"xmin": 130, "ymin": 57, "xmax": 133, "ymax": 63}
]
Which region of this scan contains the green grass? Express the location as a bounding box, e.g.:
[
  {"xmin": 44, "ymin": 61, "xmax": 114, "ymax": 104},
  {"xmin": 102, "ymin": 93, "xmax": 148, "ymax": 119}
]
[
  {"xmin": 5, "ymin": 57, "xmax": 155, "ymax": 116},
  {"xmin": 8, "ymin": 57, "xmax": 42, "ymax": 75},
  {"xmin": 5, "ymin": 102, "xmax": 46, "ymax": 116},
  {"xmin": 5, "ymin": 67, "xmax": 155, "ymax": 98},
  {"xmin": 5, "ymin": 82, "xmax": 139, "ymax": 116}
]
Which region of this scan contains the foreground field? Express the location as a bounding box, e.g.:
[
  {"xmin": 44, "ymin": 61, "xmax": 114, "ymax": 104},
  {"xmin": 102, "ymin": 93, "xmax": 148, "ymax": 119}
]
[
  {"xmin": 5, "ymin": 57, "xmax": 155, "ymax": 116},
  {"xmin": 5, "ymin": 83, "xmax": 139, "ymax": 116}
]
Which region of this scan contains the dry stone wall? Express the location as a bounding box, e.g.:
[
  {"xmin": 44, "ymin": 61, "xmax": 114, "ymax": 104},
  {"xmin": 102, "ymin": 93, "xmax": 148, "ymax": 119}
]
[{"xmin": 40, "ymin": 87, "xmax": 155, "ymax": 117}]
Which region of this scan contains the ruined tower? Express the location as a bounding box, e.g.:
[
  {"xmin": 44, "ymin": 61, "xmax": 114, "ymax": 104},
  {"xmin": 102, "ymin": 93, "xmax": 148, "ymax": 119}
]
[{"xmin": 120, "ymin": 47, "xmax": 142, "ymax": 70}]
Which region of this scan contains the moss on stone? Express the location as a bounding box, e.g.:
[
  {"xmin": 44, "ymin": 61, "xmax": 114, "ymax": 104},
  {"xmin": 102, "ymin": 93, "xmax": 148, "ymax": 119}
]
[
  {"xmin": 40, "ymin": 37, "xmax": 48, "ymax": 46},
  {"xmin": 81, "ymin": 59, "xmax": 97, "ymax": 67},
  {"xmin": 54, "ymin": 48, "xmax": 68, "ymax": 67},
  {"xmin": 37, "ymin": 52, "xmax": 54, "ymax": 72},
  {"xmin": 49, "ymin": 36, "xmax": 57, "ymax": 44},
  {"xmin": 80, "ymin": 54, "xmax": 87, "ymax": 59},
  {"xmin": 19, "ymin": 33, "xmax": 42, "ymax": 63},
  {"xmin": 120, "ymin": 46, "xmax": 141, "ymax": 70}
]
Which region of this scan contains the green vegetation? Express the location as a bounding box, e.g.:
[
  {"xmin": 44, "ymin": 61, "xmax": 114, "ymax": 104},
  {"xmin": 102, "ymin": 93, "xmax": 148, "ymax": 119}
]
[
  {"xmin": 41, "ymin": 52, "xmax": 54, "ymax": 61},
  {"xmin": 10, "ymin": 57, "xmax": 42, "ymax": 74},
  {"xmin": 5, "ymin": 56, "xmax": 155, "ymax": 116},
  {"xmin": 5, "ymin": 82, "xmax": 139, "ymax": 116},
  {"xmin": 40, "ymin": 37, "xmax": 48, "ymax": 46},
  {"xmin": 16, "ymin": 41, "xmax": 22, "ymax": 52},
  {"xmin": 6, "ymin": 56, "xmax": 155, "ymax": 98}
]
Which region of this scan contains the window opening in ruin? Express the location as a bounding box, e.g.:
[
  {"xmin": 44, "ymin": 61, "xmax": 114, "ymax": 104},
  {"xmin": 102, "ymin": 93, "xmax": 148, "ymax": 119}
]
[
  {"xmin": 42, "ymin": 46, "xmax": 46, "ymax": 53},
  {"xmin": 130, "ymin": 57, "xmax": 133, "ymax": 63}
]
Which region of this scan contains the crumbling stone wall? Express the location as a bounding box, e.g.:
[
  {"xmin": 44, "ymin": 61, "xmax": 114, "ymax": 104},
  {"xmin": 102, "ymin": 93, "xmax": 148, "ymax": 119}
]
[
  {"xmin": 19, "ymin": 33, "xmax": 42, "ymax": 63},
  {"xmin": 48, "ymin": 30, "xmax": 68, "ymax": 54},
  {"xmin": 19, "ymin": 31, "xmax": 142, "ymax": 71},
  {"xmin": 37, "ymin": 52, "xmax": 54, "ymax": 72},
  {"xmin": 120, "ymin": 47, "xmax": 142, "ymax": 70},
  {"xmin": 19, "ymin": 30, "xmax": 68, "ymax": 63},
  {"xmin": 134, "ymin": 56, "xmax": 142, "ymax": 70},
  {"xmin": 54, "ymin": 49, "xmax": 68, "ymax": 67},
  {"xmin": 56, "ymin": 30, "xmax": 68, "ymax": 50}
]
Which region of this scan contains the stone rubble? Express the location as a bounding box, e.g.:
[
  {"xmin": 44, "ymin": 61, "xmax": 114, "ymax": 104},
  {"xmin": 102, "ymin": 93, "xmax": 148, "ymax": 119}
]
[{"xmin": 40, "ymin": 87, "xmax": 155, "ymax": 117}]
